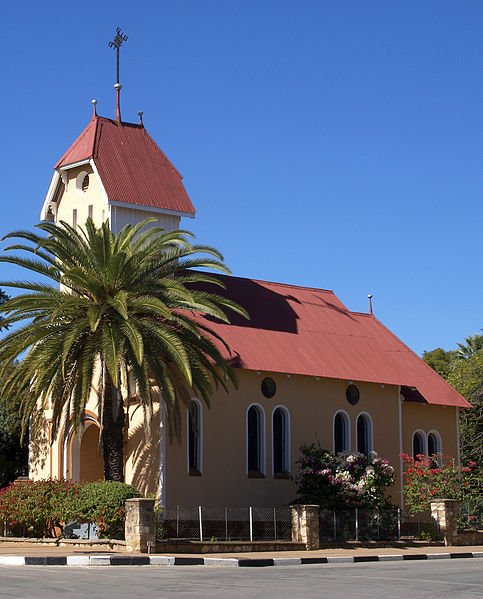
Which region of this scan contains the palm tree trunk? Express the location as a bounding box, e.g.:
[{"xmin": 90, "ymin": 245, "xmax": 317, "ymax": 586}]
[{"xmin": 102, "ymin": 374, "xmax": 125, "ymax": 482}]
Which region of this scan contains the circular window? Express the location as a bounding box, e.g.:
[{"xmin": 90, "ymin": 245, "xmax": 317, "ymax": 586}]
[
  {"xmin": 261, "ymin": 377, "xmax": 276, "ymax": 398},
  {"xmin": 346, "ymin": 384, "xmax": 360, "ymax": 406}
]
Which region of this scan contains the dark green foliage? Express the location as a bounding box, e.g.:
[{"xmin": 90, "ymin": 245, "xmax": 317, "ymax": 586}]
[
  {"xmin": 0, "ymin": 479, "xmax": 140, "ymax": 539},
  {"xmin": 0, "ymin": 392, "xmax": 28, "ymax": 488},
  {"xmin": 72, "ymin": 481, "xmax": 140, "ymax": 539},
  {"xmin": 423, "ymin": 333, "xmax": 482, "ymax": 476},
  {"xmin": 422, "ymin": 347, "xmax": 458, "ymax": 378}
]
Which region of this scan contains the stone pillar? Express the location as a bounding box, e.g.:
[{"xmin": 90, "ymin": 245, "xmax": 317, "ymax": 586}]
[
  {"xmin": 291, "ymin": 504, "xmax": 320, "ymax": 550},
  {"xmin": 125, "ymin": 498, "xmax": 156, "ymax": 553},
  {"xmin": 430, "ymin": 499, "xmax": 459, "ymax": 546}
]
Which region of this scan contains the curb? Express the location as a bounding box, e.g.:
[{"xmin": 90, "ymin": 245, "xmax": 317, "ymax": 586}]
[{"xmin": 0, "ymin": 552, "xmax": 482, "ymax": 567}]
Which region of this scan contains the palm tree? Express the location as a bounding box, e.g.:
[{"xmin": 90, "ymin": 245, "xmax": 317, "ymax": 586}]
[
  {"xmin": 457, "ymin": 333, "xmax": 483, "ymax": 359},
  {"xmin": 0, "ymin": 288, "xmax": 9, "ymax": 330},
  {"xmin": 0, "ymin": 219, "xmax": 247, "ymax": 481}
]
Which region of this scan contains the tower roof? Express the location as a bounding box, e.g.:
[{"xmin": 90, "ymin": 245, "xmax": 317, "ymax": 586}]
[{"xmin": 54, "ymin": 115, "xmax": 195, "ymax": 216}]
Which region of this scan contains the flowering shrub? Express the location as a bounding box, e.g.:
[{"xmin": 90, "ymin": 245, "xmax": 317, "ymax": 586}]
[
  {"xmin": 401, "ymin": 453, "xmax": 480, "ymax": 518},
  {"xmin": 294, "ymin": 442, "xmax": 395, "ymax": 509},
  {"xmin": 0, "ymin": 479, "xmax": 140, "ymax": 539},
  {"xmin": 0, "ymin": 479, "xmax": 78, "ymax": 537}
]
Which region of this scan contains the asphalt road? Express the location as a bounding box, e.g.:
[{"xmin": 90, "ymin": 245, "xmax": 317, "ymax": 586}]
[{"xmin": 0, "ymin": 560, "xmax": 482, "ymax": 599}]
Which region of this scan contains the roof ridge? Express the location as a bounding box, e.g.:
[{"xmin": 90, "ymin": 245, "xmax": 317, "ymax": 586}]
[{"xmin": 218, "ymin": 272, "xmax": 336, "ymax": 294}]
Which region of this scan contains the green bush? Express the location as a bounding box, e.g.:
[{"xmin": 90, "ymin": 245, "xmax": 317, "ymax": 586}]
[
  {"xmin": 0, "ymin": 479, "xmax": 140, "ymax": 539},
  {"xmin": 72, "ymin": 481, "xmax": 140, "ymax": 539}
]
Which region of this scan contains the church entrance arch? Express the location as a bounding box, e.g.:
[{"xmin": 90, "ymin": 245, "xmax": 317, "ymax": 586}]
[{"xmin": 64, "ymin": 417, "xmax": 104, "ymax": 482}]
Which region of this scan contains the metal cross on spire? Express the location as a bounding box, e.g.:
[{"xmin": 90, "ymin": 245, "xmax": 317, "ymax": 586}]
[
  {"xmin": 109, "ymin": 27, "xmax": 128, "ymax": 84},
  {"xmin": 108, "ymin": 27, "xmax": 128, "ymax": 122}
]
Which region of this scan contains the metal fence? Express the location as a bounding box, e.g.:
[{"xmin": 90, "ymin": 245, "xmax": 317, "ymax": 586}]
[
  {"xmin": 458, "ymin": 501, "xmax": 483, "ymax": 531},
  {"xmin": 319, "ymin": 507, "xmax": 402, "ymax": 542},
  {"xmin": 158, "ymin": 506, "xmax": 292, "ymax": 542}
]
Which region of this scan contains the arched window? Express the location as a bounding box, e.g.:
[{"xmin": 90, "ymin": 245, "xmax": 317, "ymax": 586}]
[
  {"xmin": 356, "ymin": 413, "xmax": 373, "ymax": 456},
  {"xmin": 412, "ymin": 431, "xmax": 425, "ymax": 459},
  {"xmin": 333, "ymin": 411, "xmax": 350, "ymax": 454},
  {"xmin": 273, "ymin": 407, "xmax": 290, "ymax": 476},
  {"xmin": 247, "ymin": 405, "xmax": 265, "ymax": 476},
  {"xmin": 427, "ymin": 431, "xmax": 442, "ymax": 466},
  {"xmin": 188, "ymin": 400, "xmax": 202, "ymax": 475}
]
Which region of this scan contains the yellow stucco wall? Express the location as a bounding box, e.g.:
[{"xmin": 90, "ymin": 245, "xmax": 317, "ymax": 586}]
[
  {"xmin": 30, "ymin": 369, "xmax": 460, "ymax": 510},
  {"xmin": 164, "ymin": 371, "xmax": 403, "ymax": 508},
  {"xmin": 55, "ymin": 165, "xmax": 107, "ymax": 228}
]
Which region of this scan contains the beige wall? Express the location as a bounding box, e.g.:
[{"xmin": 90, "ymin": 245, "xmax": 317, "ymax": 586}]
[
  {"xmin": 402, "ymin": 401, "xmax": 458, "ymax": 463},
  {"xmin": 31, "ymin": 369, "xmax": 460, "ymax": 511},
  {"xmin": 55, "ymin": 165, "xmax": 107, "ymax": 228},
  {"xmin": 53, "ymin": 165, "xmax": 181, "ymax": 234},
  {"xmin": 164, "ymin": 371, "xmax": 402, "ymax": 508}
]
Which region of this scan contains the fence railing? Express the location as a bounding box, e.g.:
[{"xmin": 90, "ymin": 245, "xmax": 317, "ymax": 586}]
[
  {"xmin": 158, "ymin": 506, "xmax": 292, "ymax": 542},
  {"xmin": 458, "ymin": 501, "xmax": 483, "ymax": 531},
  {"xmin": 158, "ymin": 505, "xmax": 462, "ymax": 543},
  {"xmin": 319, "ymin": 507, "xmax": 403, "ymax": 542}
]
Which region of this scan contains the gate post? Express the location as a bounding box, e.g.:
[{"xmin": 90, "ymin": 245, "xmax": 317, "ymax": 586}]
[
  {"xmin": 125, "ymin": 498, "xmax": 156, "ymax": 553},
  {"xmin": 291, "ymin": 504, "xmax": 320, "ymax": 550},
  {"xmin": 430, "ymin": 499, "xmax": 459, "ymax": 546}
]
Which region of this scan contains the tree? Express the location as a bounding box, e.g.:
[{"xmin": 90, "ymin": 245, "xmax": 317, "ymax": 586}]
[
  {"xmin": 0, "ymin": 368, "xmax": 29, "ymax": 487},
  {"xmin": 422, "ymin": 333, "xmax": 482, "ymax": 474},
  {"xmin": 0, "ymin": 219, "xmax": 247, "ymax": 481},
  {"xmin": 448, "ymin": 353, "xmax": 483, "ymax": 466},
  {"xmin": 422, "ymin": 347, "xmax": 457, "ymax": 379},
  {"xmin": 456, "ymin": 333, "xmax": 483, "ymax": 360}
]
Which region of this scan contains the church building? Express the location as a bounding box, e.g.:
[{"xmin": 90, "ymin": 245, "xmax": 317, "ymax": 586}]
[{"xmin": 32, "ymin": 83, "xmax": 470, "ymax": 510}]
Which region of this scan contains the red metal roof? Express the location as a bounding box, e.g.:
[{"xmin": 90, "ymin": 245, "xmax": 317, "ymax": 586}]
[
  {"xmin": 55, "ymin": 116, "xmax": 195, "ymax": 216},
  {"xmin": 195, "ymin": 275, "xmax": 470, "ymax": 408}
]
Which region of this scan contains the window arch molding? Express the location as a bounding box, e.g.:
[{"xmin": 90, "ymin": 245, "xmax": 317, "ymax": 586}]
[
  {"xmin": 75, "ymin": 170, "xmax": 90, "ymax": 193},
  {"xmin": 186, "ymin": 398, "xmax": 203, "ymax": 475},
  {"xmin": 246, "ymin": 403, "xmax": 266, "ymax": 476},
  {"xmin": 356, "ymin": 411, "xmax": 373, "ymax": 455},
  {"xmin": 271, "ymin": 405, "xmax": 291, "ymax": 476},
  {"xmin": 333, "ymin": 410, "xmax": 351, "ymax": 454},
  {"xmin": 412, "ymin": 429, "xmax": 427, "ymax": 459}
]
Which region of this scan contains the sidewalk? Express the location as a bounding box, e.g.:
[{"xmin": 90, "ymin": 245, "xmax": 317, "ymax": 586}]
[{"xmin": 0, "ymin": 540, "xmax": 482, "ymax": 566}]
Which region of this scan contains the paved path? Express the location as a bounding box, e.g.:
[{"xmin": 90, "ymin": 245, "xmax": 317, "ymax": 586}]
[{"xmin": 1, "ymin": 560, "xmax": 482, "ymax": 598}]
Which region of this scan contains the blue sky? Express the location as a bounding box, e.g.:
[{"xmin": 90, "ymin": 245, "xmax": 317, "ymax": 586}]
[{"xmin": 0, "ymin": 1, "xmax": 481, "ymax": 355}]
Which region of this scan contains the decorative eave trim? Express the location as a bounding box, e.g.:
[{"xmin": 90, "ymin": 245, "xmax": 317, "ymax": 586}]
[
  {"xmin": 90, "ymin": 159, "xmax": 110, "ymax": 205},
  {"xmin": 40, "ymin": 171, "xmax": 60, "ymax": 220},
  {"xmin": 58, "ymin": 158, "xmax": 91, "ymax": 171},
  {"xmin": 108, "ymin": 199, "xmax": 195, "ymax": 219}
]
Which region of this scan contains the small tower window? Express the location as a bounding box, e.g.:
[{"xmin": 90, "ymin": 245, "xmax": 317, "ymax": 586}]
[{"xmin": 82, "ymin": 174, "xmax": 89, "ymax": 192}]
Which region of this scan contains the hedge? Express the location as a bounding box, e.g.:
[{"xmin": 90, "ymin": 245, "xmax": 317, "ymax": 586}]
[{"xmin": 0, "ymin": 479, "xmax": 140, "ymax": 539}]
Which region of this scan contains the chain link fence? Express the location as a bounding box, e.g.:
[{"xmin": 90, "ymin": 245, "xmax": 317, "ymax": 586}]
[
  {"xmin": 319, "ymin": 507, "xmax": 401, "ymax": 542},
  {"xmin": 158, "ymin": 506, "xmax": 292, "ymax": 542},
  {"xmin": 458, "ymin": 501, "xmax": 483, "ymax": 531}
]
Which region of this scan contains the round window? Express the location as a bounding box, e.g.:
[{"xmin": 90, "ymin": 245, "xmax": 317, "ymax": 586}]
[
  {"xmin": 261, "ymin": 377, "xmax": 276, "ymax": 399},
  {"xmin": 346, "ymin": 384, "xmax": 360, "ymax": 406}
]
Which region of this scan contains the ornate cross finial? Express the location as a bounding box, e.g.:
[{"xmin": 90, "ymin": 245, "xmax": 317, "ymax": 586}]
[
  {"xmin": 108, "ymin": 27, "xmax": 128, "ymax": 122},
  {"xmin": 109, "ymin": 27, "xmax": 128, "ymax": 84}
]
